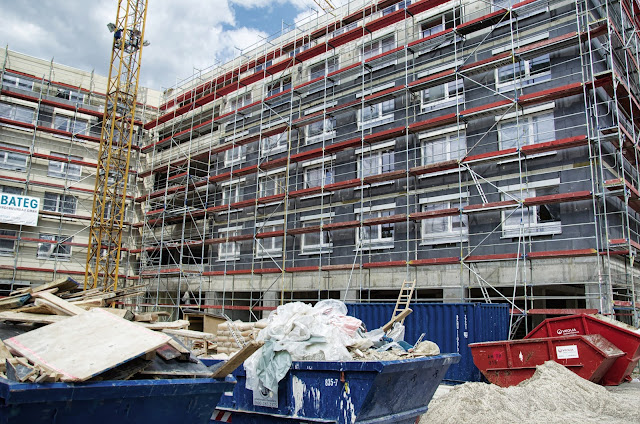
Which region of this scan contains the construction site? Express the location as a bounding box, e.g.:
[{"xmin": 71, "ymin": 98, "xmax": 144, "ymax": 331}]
[{"xmin": 0, "ymin": 0, "xmax": 639, "ymax": 422}]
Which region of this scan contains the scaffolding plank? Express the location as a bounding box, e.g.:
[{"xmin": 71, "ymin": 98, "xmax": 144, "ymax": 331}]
[
  {"xmin": 456, "ymin": 9, "xmax": 509, "ymax": 35},
  {"xmin": 363, "ymin": 260, "xmax": 406, "ymax": 268},
  {"xmin": 409, "ymin": 257, "xmax": 459, "ymax": 266},
  {"xmin": 409, "ymin": 207, "xmax": 459, "ymax": 221},
  {"xmin": 363, "ymin": 169, "xmax": 406, "ymax": 184},
  {"xmin": 363, "ymin": 214, "xmax": 407, "ymax": 226},
  {"xmin": 409, "ymin": 159, "xmax": 459, "ymax": 176},
  {"xmin": 521, "ymin": 135, "xmax": 589, "ymax": 155},
  {"xmin": 463, "ymin": 200, "xmax": 518, "ymax": 213},
  {"xmin": 364, "ymin": 126, "xmax": 406, "ymax": 143},
  {"xmin": 328, "ymin": 26, "xmax": 366, "ymax": 49},
  {"xmin": 324, "ymin": 178, "xmax": 362, "ymax": 191},
  {"xmin": 409, "ymin": 113, "xmax": 458, "ymax": 133},
  {"xmin": 463, "ymin": 148, "xmax": 518, "ymax": 163},
  {"xmin": 523, "ymin": 191, "xmax": 592, "ymax": 206},
  {"xmin": 323, "ymin": 220, "xmax": 361, "ymax": 230},
  {"xmin": 527, "ymin": 249, "xmax": 597, "ymax": 259}
]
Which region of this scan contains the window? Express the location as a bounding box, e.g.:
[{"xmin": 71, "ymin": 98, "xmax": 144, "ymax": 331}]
[
  {"xmin": 218, "ymin": 227, "xmax": 241, "ymax": 260},
  {"xmin": 56, "ymin": 89, "xmax": 84, "ymax": 104},
  {"xmin": 304, "ymin": 163, "xmax": 334, "ymax": 189},
  {"xmin": 224, "ymin": 145, "xmax": 246, "ymax": 166},
  {"xmin": 421, "ymin": 132, "xmax": 466, "ymax": 165},
  {"xmin": 0, "ymin": 142, "xmax": 28, "ymax": 171},
  {"xmin": 309, "ymin": 57, "xmax": 339, "ymax": 80},
  {"xmin": 261, "ymin": 132, "xmax": 288, "ymax": 156},
  {"xmin": 37, "ymin": 234, "xmax": 72, "ymax": 260},
  {"xmin": 0, "ymin": 102, "xmax": 35, "ymax": 124},
  {"xmin": 420, "ymin": 198, "xmax": 468, "ymax": 244},
  {"xmin": 499, "ymin": 112, "xmax": 555, "ymax": 149},
  {"xmin": 0, "ymin": 229, "xmax": 16, "ymax": 256},
  {"xmin": 255, "ymin": 60, "xmax": 273, "ymax": 73},
  {"xmin": 501, "ymin": 185, "xmax": 561, "ymax": 237},
  {"xmin": 48, "ymin": 153, "xmax": 82, "ymax": 180},
  {"xmin": 496, "ymin": 54, "xmax": 550, "ymax": 91},
  {"xmin": 362, "ymin": 35, "xmax": 395, "ymax": 64},
  {"xmin": 2, "ymin": 74, "xmax": 33, "ymax": 91},
  {"xmin": 358, "ymin": 147, "xmax": 394, "ymax": 178},
  {"xmin": 306, "ymin": 118, "xmax": 336, "ymax": 144},
  {"xmin": 382, "ymin": 0, "xmax": 411, "ymax": 15},
  {"xmin": 422, "ymin": 79, "xmax": 463, "ymax": 110},
  {"xmin": 259, "ymin": 172, "xmax": 286, "ymax": 197},
  {"xmin": 43, "ymin": 192, "xmax": 76, "ymax": 214},
  {"xmin": 419, "ymin": 10, "xmax": 459, "ymax": 38},
  {"xmin": 0, "ymin": 185, "xmax": 22, "ymax": 195},
  {"xmin": 266, "ymin": 76, "xmax": 291, "ymax": 97},
  {"xmin": 358, "ymin": 99, "xmax": 394, "ymax": 129},
  {"xmin": 256, "ymin": 223, "xmax": 283, "ymax": 257},
  {"xmin": 332, "ymin": 22, "xmax": 358, "ymax": 37},
  {"xmin": 356, "ymin": 205, "xmax": 395, "ymax": 249},
  {"xmin": 228, "ymin": 93, "xmax": 252, "ymax": 112},
  {"xmin": 301, "ymin": 218, "xmax": 332, "ymax": 254},
  {"xmin": 221, "ymin": 180, "xmax": 242, "ymax": 205},
  {"xmin": 53, "ymin": 115, "xmax": 89, "ymax": 135}
]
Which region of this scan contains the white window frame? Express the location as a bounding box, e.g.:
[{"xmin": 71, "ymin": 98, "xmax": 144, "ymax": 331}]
[
  {"xmin": 227, "ymin": 93, "xmax": 252, "ymax": 112},
  {"xmin": 382, "ymin": 0, "xmax": 411, "ymax": 15},
  {"xmin": 43, "ymin": 192, "xmax": 77, "ymax": 214},
  {"xmin": 309, "ymin": 56, "xmax": 339, "ymax": 80},
  {"xmin": 256, "ymin": 220, "xmax": 284, "ymax": 258},
  {"xmin": 221, "ymin": 179, "xmax": 243, "ymax": 205},
  {"xmin": 218, "ymin": 226, "xmax": 242, "ymax": 261},
  {"xmin": 306, "ymin": 118, "xmax": 336, "ymax": 144},
  {"xmin": 56, "ymin": 89, "xmax": 85, "ymax": 104},
  {"xmin": 260, "ymin": 132, "xmax": 288, "ymax": 156},
  {"xmin": 48, "ymin": 153, "xmax": 82, "ymax": 181},
  {"xmin": 357, "ymin": 142, "xmax": 395, "ymax": 178},
  {"xmin": 421, "ymin": 78, "xmax": 464, "ymax": 110},
  {"xmin": 0, "ymin": 185, "xmax": 22, "ymax": 195},
  {"xmin": 0, "ymin": 102, "xmax": 35, "ymax": 124},
  {"xmin": 2, "ymin": 74, "xmax": 34, "ymax": 91},
  {"xmin": 331, "ymin": 22, "xmax": 358, "ymax": 38},
  {"xmin": 37, "ymin": 234, "xmax": 72, "ymax": 260},
  {"xmin": 419, "ymin": 193, "xmax": 469, "ymax": 245},
  {"xmin": 357, "ymin": 99, "xmax": 394, "ymax": 130},
  {"xmin": 266, "ymin": 76, "xmax": 291, "ymax": 97},
  {"xmin": 495, "ymin": 54, "xmax": 551, "ymax": 92},
  {"xmin": 304, "ymin": 161, "xmax": 335, "ymax": 189},
  {"xmin": 258, "ymin": 170, "xmax": 287, "ymax": 198},
  {"xmin": 361, "ymin": 34, "xmax": 396, "ymax": 70},
  {"xmin": 0, "ymin": 142, "xmax": 28, "ymax": 171},
  {"xmin": 355, "ymin": 203, "xmax": 396, "ymax": 250},
  {"xmin": 501, "ymin": 179, "xmax": 562, "ymax": 238},
  {"xmin": 498, "ymin": 110, "xmax": 555, "ymax": 150},
  {"xmin": 300, "ymin": 213, "xmax": 334, "ymax": 254},
  {"xmin": 53, "ymin": 113, "xmax": 89, "ymax": 136},
  {"xmin": 420, "ymin": 129, "xmax": 466, "ymax": 166},
  {"xmin": 224, "ymin": 145, "xmax": 246, "ymax": 167}
]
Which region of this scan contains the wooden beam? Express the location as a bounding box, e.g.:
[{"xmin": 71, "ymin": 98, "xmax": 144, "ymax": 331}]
[
  {"xmin": 32, "ymin": 292, "xmax": 86, "ymax": 316},
  {"xmin": 211, "ymin": 341, "xmax": 264, "ymax": 378},
  {"xmin": 382, "ymin": 308, "xmax": 413, "ymax": 332}
]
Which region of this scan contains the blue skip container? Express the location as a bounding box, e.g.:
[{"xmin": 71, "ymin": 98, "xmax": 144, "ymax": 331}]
[
  {"xmin": 0, "ymin": 376, "xmax": 235, "ymax": 424},
  {"xmin": 208, "ymin": 354, "xmax": 460, "ymax": 423}
]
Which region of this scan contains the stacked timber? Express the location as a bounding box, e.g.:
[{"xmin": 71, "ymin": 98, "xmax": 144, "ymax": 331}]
[{"xmin": 216, "ymin": 320, "xmax": 267, "ymax": 354}]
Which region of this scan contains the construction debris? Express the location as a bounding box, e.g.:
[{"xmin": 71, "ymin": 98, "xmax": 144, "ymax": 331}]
[{"xmin": 421, "ymin": 361, "xmax": 640, "ymax": 424}]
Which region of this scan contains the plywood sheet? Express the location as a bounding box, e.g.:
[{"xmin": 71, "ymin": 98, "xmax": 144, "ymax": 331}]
[{"xmin": 4, "ymin": 308, "xmax": 171, "ymax": 382}]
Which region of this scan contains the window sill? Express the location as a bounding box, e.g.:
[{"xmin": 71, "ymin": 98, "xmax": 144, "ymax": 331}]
[
  {"xmin": 501, "ymin": 225, "xmax": 561, "ymax": 239},
  {"xmin": 353, "ymin": 181, "xmax": 395, "ymax": 190},
  {"xmin": 257, "ymin": 200, "xmax": 285, "ymax": 208},
  {"xmin": 300, "ymin": 192, "xmax": 333, "ymax": 201},
  {"xmin": 420, "ymin": 235, "xmax": 468, "ymax": 246},
  {"xmin": 216, "ymin": 257, "xmax": 240, "ymax": 262},
  {"xmin": 418, "ymin": 166, "xmax": 463, "ymax": 179},
  {"xmin": 36, "ymin": 257, "xmax": 71, "ymax": 261},
  {"xmin": 0, "ymin": 123, "xmax": 33, "ymax": 132},
  {"xmin": 355, "ymin": 243, "xmax": 394, "ymax": 251},
  {"xmin": 255, "ymin": 252, "xmax": 282, "ymax": 259},
  {"xmin": 299, "ymin": 247, "xmax": 333, "ymax": 256},
  {"xmin": 217, "ymin": 208, "xmax": 241, "ymax": 215},
  {"xmin": 496, "ymin": 150, "xmax": 556, "ymax": 165},
  {"xmin": 421, "ymin": 96, "xmax": 464, "ymax": 112}
]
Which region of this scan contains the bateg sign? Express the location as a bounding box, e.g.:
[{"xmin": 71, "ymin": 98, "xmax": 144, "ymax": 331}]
[{"xmin": 0, "ymin": 194, "xmax": 40, "ymax": 226}]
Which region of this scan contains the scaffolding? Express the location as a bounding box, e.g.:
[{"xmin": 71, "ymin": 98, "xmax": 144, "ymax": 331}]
[
  {"xmin": 128, "ymin": 0, "xmax": 640, "ymax": 332},
  {"xmin": 0, "ymin": 48, "xmax": 157, "ymax": 295}
]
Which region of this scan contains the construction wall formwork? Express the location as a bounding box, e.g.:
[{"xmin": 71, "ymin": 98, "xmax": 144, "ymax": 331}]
[
  {"xmin": 135, "ymin": 0, "xmax": 640, "ymax": 333},
  {"xmin": 0, "ymin": 48, "xmax": 159, "ymax": 294}
]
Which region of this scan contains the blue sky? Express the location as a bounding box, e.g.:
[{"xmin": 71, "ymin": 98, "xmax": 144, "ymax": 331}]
[{"xmin": 0, "ymin": 0, "xmax": 347, "ymax": 90}]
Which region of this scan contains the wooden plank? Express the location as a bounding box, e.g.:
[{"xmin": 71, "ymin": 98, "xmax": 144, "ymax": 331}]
[
  {"xmin": 211, "ymin": 341, "xmax": 264, "ymax": 378},
  {"xmin": 99, "ymin": 308, "xmax": 134, "ymax": 320},
  {"xmin": 0, "ymin": 294, "xmax": 31, "ymax": 311},
  {"xmin": 4, "ymin": 308, "xmax": 171, "ymax": 382},
  {"xmin": 32, "ymin": 277, "xmax": 79, "ymax": 294},
  {"xmin": 156, "ymin": 344, "xmax": 182, "ymax": 361},
  {"xmin": 0, "ymin": 311, "xmax": 67, "ymax": 324},
  {"xmin": 167, "ymin": 339, "xmax": 191, "ymax": 361},
  {"xmin": 13, "ymin": 303, "xmax": 55, "ymax": 315},
  {"xmin": 134, "ymin": 312, "xmax": 158, "ymax": 322},
  {"xmin": 33, "ymin": 298, "xmax": 72, "ymax": 316},
  {"xmin": 162, "ymin": 328, "xmax": 216, "ymax": 340},
  {"xmin": 0, "ymin": 340, "xmax": 14, "ymax": 372},
  {"xmin": 381, "ymin": 308, "xmax": 413, "ymax": 332},
  {"xmin": 137, "ymin": 320, "xmax": 190, "ymax": 330},
  {"xmin": 89, "ymin": 357, "xmax": 151, "ymax": 381},
  {"xmin": 31, "ymin": 292, "xmax": 86, "ymax": 316}
]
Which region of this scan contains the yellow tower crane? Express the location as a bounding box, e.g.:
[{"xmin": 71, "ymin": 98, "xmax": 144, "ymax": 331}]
[{"xmin": 84, "ymin": 0, "xmax": 149, "ymax": 292}]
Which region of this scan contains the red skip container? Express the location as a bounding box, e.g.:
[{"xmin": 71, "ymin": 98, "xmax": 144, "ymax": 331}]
[
  {"xmin": 469, "ymin": 334, "xmax": 624, "ymax": 387},
  {"xmin": 525, "ymin": 314, "xmax": 640, "ymax": 385}
]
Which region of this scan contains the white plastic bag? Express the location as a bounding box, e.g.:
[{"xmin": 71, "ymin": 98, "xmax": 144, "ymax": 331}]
[{"xmin": 387, "ymin": 322, "xmax": 405, "ymax": 342}]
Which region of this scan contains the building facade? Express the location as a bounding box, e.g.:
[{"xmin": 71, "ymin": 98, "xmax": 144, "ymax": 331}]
[
  {"xmin": 0, "ymin": 49, "xmax": 159, "ymax": 295},
  {"xmin": 1, "ymin": 0, "xmax": 639, "ymax": 332}
]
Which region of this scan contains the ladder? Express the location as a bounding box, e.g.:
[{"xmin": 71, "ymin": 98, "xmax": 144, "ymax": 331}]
[{"xmin": 391, "ymin": 280, "xmax": 416, "ymax": 325}]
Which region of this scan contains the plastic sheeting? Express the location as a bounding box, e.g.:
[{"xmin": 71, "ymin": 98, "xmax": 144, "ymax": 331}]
[{"xmin": 245, "ymin": 300, "xmax": 362, "ymax": 392}]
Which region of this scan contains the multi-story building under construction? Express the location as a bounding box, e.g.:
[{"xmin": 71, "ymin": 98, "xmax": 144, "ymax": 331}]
[{"xmin": 2, "ymin": 0, "xmax": 640, "ymax": 332}]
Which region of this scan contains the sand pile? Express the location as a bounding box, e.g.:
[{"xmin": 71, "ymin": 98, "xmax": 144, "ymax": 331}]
[{"xmin": 421, "ymin": 361, "xmax": 640, "ymax": 424}]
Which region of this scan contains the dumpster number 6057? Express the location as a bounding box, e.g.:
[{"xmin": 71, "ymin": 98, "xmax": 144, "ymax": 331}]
[{"xmin": 325, "ymin": 378, "xmax": 338, "ymax": 387}]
